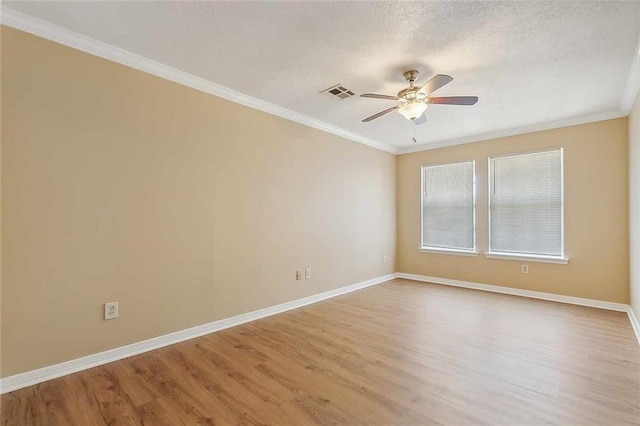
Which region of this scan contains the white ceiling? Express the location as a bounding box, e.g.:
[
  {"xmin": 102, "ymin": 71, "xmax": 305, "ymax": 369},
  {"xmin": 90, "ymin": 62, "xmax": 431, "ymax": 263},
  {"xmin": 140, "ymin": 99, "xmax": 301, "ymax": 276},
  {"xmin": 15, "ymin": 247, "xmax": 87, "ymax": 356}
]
[{"xmin": 4, "ymin": 1, "xmax": 640, "ymax": 153}]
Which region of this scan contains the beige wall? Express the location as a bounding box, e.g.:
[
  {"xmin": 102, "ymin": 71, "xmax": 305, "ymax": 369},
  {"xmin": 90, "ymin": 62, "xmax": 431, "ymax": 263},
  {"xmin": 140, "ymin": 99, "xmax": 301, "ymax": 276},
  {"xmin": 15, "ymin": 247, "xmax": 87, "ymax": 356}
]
[
  {"xmin": 0, "ymin": 27, "xmax": 396, "ymax": 377},
  {"xmin": 398, "ymin": 119, "xmax": 630, "ymax": 303},
  {"xmin": 1, "ymin": 25, "xmax": 636, "ymax": 379},
  {"xmin": 630, "ymin": 93, "xmax": 640, "ymax": 318}
]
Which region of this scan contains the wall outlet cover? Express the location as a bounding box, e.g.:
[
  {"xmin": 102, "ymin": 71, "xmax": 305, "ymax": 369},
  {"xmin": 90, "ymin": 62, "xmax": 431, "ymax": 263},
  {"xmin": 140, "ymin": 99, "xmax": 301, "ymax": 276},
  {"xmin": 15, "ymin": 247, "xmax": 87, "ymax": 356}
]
[{"xmin": 104, "ymin": 301, "xmax": 119, "ymax": 320}]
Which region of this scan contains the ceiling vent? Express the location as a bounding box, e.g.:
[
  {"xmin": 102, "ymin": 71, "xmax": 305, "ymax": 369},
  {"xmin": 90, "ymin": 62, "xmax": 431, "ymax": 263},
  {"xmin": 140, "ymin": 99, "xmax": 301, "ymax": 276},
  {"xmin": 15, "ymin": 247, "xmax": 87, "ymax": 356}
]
[{"xmin": 320, "ymin": 84, "xmax": 355, "ymax": 100}]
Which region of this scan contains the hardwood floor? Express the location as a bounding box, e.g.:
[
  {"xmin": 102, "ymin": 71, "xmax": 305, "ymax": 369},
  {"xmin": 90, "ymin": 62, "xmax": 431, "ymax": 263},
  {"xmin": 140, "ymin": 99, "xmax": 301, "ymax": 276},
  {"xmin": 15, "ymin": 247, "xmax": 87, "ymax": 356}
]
[{"xmin": 2, "ymin": 278, "xmax": 639, "ymax": 425}]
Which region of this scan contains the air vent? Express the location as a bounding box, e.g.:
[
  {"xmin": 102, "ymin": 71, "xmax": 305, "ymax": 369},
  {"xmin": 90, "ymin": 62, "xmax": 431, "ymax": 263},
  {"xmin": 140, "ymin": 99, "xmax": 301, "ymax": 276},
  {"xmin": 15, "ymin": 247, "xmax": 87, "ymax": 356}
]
[{"xmin": 320, "ymin": 84, "xmax": 355, "ymax": 100}]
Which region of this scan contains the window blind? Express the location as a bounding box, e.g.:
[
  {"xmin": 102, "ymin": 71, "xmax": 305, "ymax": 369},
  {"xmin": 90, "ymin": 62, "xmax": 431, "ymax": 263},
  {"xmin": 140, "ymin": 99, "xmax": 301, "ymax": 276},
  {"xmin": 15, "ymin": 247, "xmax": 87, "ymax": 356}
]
[
  {"xmin": 421, "ymin": 161, "xmax": 475, "ymax": 251},
  {"xmin": 489, "ymin": 149, "xmax": 563, "ymax": 257}
]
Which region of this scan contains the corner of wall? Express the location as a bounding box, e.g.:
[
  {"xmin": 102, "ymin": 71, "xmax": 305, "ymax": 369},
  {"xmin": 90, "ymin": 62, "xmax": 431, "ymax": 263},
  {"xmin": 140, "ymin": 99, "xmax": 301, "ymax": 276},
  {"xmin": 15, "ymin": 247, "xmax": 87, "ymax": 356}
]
[{"xmin": 629, "ymin": 90, "xmax": 640, "ymax": 320}]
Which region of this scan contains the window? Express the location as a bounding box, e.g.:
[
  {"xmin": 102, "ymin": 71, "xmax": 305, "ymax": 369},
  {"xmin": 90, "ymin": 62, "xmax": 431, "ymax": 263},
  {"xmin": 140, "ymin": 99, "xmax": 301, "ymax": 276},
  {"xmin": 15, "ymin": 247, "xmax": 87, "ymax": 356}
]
[
  {"xmin": 421, "ymin": 161, "xmax": 475, "ymax": 253},
  {"xmin": 488, "ymin": 149, "xmax": 564, "ymax": 260}
]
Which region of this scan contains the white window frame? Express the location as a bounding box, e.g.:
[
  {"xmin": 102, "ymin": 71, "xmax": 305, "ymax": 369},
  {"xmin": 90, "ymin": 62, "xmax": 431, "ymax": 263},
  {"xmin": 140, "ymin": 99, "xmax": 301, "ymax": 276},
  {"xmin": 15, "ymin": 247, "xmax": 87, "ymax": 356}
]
[
  {"xmin": 485, "ymin": 148, "xmax": 568, "ymax": 264},
  {"xmin": 419, "ymin": 160, "xmax": 477, "ymax": 256}
]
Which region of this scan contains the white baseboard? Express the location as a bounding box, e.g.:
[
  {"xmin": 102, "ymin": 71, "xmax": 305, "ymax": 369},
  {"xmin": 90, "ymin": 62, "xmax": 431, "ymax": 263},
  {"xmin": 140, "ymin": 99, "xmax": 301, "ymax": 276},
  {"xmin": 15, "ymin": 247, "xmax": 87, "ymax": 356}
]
[
  {"xmin": 3, "ymin": 271, "xmax": 636, "ymax": 394},
  {"xmin": 0, "ymin": 273, "xmax": 397, "ymax": 394},
  {"xmin": 397, "ymin": 273, "xmax": 629, "ymax": 311},
  {"xmin": 628, "ymin": 307, "xmax": 640, "ymax": 345},
  {"xmin": 397, "ymin": 272, "xmax": 640, "ymax": 346}
]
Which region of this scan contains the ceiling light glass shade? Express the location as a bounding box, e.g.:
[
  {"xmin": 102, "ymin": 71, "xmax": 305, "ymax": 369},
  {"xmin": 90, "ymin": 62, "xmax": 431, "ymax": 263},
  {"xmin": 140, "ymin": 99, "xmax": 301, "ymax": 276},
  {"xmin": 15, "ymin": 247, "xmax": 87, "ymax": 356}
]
[{"xmin": 398, "ymin": 102, "xmax": 428, "ymax": 120}]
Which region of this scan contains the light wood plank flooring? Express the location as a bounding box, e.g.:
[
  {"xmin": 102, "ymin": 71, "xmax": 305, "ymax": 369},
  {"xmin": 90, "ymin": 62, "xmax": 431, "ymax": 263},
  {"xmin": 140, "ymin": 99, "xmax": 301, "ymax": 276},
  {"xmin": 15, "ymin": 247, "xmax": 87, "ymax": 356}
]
[{"xmin": 2, "ymin": 278, "xmax": 639, "ymax": 425}]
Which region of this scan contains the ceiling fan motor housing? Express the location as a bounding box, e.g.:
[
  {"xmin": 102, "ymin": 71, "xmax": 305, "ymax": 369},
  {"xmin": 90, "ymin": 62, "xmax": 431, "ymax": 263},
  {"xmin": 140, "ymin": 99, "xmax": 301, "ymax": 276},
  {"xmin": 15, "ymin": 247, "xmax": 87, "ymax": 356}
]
[{"xmin": 397, "ymin": 86, "xmax": 426, "ymax": 103}]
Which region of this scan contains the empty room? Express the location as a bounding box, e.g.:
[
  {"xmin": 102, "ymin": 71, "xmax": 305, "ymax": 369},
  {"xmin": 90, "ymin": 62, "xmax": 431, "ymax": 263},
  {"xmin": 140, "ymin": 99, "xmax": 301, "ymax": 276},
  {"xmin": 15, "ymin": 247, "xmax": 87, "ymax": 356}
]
[{"xmin": 1, "ymin": 1, "xmax": 639, "ymax": 424}]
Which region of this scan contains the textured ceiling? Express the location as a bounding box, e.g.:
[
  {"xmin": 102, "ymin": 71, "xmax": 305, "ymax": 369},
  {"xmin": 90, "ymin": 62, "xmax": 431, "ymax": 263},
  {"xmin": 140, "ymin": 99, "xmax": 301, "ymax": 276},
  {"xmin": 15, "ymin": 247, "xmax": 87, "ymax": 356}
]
[{"xmin": 4, "ymin": 1, "xmax": 640, "ymax": 152}]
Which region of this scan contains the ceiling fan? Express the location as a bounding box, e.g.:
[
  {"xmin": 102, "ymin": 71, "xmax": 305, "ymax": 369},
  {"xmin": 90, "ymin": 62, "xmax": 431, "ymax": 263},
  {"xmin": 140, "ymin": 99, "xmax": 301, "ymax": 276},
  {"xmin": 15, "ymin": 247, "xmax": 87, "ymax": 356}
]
[{"xmin": 360, "ymin": 70, "xmax": 478, "ymax": 124}]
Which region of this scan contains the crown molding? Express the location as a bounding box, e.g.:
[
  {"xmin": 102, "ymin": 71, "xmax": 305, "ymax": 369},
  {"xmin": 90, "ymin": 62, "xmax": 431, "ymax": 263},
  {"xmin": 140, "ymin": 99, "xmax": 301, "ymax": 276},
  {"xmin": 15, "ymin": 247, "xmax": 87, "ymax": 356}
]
[
  {"xmin": 2, "ymin": 6, "xmax": 636, "ymax": 157},
  {"xmin": 621, "ymin": 34, "xmax": 640, "ymax": 114},
  {"xmin": 397, "ymin": 109, "xmax": 626, "ymax": 154},
  {"xmin": 0, "ymin": 7, "xmax": 397, "ymax": 155}
]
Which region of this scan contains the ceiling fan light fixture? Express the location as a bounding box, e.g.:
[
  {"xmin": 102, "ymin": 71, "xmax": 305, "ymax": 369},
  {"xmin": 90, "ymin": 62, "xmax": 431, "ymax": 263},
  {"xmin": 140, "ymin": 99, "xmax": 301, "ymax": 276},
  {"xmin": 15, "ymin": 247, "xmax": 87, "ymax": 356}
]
[{"xmin": 398, "ymin": 102, "xmax": 428, "ymax": 121}]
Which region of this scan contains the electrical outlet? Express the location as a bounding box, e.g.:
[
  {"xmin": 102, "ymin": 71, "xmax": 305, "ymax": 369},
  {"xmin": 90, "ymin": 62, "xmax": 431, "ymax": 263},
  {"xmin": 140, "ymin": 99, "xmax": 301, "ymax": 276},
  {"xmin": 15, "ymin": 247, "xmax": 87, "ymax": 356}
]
[
  {"xmin": 296, "ymin": 271, "xmax": 302, "ymax": 280},
  {"xmin": 383, "ymin": 255, "xmax": 389, "ymax": 263},
  {"xmin": 521, "ymin": 264, "xmax": 529, "ymax": 274},
  {"xmin": 305, "ymin": 268, "xmax": 311, "ymax": 279},
  {"xmin": 104, "ymin": 301, "xmax": 118, "ymax": 320}
]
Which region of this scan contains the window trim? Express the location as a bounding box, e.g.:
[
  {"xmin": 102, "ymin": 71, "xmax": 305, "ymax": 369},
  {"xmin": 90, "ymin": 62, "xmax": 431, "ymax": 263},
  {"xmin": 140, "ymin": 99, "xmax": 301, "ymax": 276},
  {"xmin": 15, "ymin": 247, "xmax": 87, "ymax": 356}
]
[
  {"xmin": 487, "ymin": 148, "xmax": 566, "ymax": 259},
  {"xmin": 484, "ymin": 252, "xmax": 569, "ymax": 264},
  {"xmin": 419, "ymin": 247, "xmax": 479, "ymax": 257},
  {"xmin": 420, "ymin": 160, "xmax": 476, "ymax": 254}
]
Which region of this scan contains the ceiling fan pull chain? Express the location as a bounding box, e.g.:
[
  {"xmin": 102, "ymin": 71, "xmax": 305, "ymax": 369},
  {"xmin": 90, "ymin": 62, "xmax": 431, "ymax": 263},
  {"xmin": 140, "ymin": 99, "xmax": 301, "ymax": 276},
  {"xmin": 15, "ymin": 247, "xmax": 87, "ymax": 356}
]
[{"xmin": 412, "ymin": 122, "xmax": 417, "ymax": 143}]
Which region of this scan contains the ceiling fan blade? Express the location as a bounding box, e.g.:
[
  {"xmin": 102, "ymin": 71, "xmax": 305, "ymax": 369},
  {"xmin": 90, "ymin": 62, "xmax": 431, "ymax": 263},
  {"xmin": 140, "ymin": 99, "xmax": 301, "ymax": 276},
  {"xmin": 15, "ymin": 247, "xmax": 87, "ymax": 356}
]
[
  {"xmin": 428, "ymin": 96, "xmax": 478, "ymax": 105},
  {"xmin": 414, "ymin": 114, "xmax": 427, "ymax": 125},
  {"xmin": 362, "ymin": 105, "xmax": 400, "ymax": 122},
  {"xmin": 417, "ymin": 74, "xmax": 453, "ymax": 96},
  {"xmin": 360, "ymin": 93, "xmax": 399, "ymax": 100}
]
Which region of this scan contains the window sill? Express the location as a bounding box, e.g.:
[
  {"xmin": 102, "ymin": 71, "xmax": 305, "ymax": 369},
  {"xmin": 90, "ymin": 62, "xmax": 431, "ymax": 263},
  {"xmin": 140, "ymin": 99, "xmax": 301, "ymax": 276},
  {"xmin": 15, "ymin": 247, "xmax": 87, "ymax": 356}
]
[
  {"xmin": 484, "ymin": 252, "xmax": 569, "ymax": 264},
  {"xmin": 418, "ymin": 247, "xmax": 479, "ymax": 257}
]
